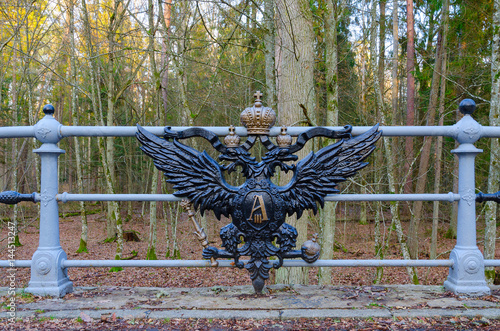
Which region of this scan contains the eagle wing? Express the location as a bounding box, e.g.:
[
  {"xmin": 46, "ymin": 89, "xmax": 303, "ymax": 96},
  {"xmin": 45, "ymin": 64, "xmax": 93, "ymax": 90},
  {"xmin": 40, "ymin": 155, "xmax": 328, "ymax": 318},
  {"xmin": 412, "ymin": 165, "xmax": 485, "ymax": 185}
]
[
  {"xmin": 136, "ymin": 125, "xmax": 238, "ymax": 219},
  {"xmin": 278, "ymin": 124, "xmax": 381, "ymax": 219}
]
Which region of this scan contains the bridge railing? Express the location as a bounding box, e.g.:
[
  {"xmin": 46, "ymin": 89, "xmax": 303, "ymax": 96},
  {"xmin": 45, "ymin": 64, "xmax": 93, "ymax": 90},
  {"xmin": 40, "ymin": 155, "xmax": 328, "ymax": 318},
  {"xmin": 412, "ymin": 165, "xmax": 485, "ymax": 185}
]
[{"xmin": 1, "ymin": 100, "xmax": 499, "ymax": 297}]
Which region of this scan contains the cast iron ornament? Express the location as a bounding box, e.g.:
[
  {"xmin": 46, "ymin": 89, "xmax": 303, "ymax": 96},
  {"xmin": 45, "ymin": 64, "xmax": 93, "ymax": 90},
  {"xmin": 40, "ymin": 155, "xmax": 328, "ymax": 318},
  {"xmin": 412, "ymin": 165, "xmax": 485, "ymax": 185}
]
[{"xmin": 136, "ymin": 92, "xmax": 381, "ymax": 293}]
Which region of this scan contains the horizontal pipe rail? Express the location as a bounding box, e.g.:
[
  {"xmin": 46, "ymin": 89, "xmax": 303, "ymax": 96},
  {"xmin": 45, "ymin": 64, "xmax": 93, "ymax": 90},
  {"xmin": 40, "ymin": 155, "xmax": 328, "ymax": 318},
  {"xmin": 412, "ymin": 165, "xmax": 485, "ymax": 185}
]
[
  {"xmin": 9, "ymin": 259, "xmax": 500, "ymax": 268},
  {"xmin": 0, "ymin": 260, "xmax": 32, "ymax": 267},
  {"xmin": 484, "ymin": 260, "xmax": 500, "ymax": 267},
  {"xmin": 58, "ymin": 125, "xmax": 465, "ymax": 138},
  {"xmin": 0, "ymin": 126, "xmax": 35, "ymax": 138},
  {"xmin": 324, "ymin": 193, "xmax": 459, "ymax": 202},
  {"xmin": 56, "ymin": 193, "xmax": 182, "ymax": 202},
  {"xmin": 62, "ymin": 259, "xmax": 455, "ymax": 268},
  {"xmin": 54, "ymin": 193, "xmax": 460, "ymax": 203},
  {"xmin": 59, "ymin": 125, "xmax": 460, "ymax": 138},
  {"xmin": 0, "ymin": 124, "xmax": 499, "ymax": 139},
  {"xmin": 0, "ymin": 259, "xmax": 455, "ymax": 268}
]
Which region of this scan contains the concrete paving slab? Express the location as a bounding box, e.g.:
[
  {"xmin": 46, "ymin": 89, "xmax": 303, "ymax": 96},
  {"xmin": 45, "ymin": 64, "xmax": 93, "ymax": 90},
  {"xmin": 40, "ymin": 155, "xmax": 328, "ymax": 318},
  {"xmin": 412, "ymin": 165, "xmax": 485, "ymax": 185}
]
[{"xmin": 1, "ymin": 284, "xmax": 499, "ymax": 321}]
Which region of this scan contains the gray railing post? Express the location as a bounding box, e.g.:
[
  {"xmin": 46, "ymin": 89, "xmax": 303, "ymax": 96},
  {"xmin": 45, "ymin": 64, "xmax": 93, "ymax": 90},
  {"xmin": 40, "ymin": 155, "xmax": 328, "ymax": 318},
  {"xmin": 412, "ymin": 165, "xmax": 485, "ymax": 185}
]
[
  {"xmin": 25, "ymin": 105, "xmax": 73, "ymax": 297},
  {"xmin": 444, "ymin": 99, "xmax": 490, "ymax": 296}
]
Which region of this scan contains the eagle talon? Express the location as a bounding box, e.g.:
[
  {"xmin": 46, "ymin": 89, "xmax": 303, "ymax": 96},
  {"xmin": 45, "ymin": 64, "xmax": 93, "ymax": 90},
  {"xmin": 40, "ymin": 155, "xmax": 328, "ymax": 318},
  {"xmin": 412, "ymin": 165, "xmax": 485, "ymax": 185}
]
[
  {"xmin": 301, "ymin": 233, "xmax": 321, "ymax": 263},
  {"xmin": 301, "ymin": 248, "xmax": 320, "ymax": 263},
  {"xmin": 202, "ymin": 246, "xmax": 219, "ymax": 260},
  {"xmin": 273, "ymin": 255, "xmax": 284, "ymax": 269}
]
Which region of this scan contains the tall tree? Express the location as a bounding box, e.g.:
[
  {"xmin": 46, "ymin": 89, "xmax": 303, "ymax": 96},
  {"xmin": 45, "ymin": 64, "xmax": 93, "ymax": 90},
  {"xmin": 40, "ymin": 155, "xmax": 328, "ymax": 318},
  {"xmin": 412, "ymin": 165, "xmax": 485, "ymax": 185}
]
[
  {"xmin": 264, "ymin": 0, "xmax": 276, "ymax": 108},
  {"xmin": 408, "ymin": 0, "xmax": 448, "ymax": 259},
  {"xmin": 146, "ymin": 0, "xmax": 160, "ymax": 260},
  {"xmin": 275, "ymin": 0, "xmax": 316, "ymax": 285},
  {"xmin": 370, "ymin": 0, "xmax": 416, "ymax": 284},
  {"xmin": 403, "ymin": 0, "xmax": 415, "ymax": 196},
  {"xmin": 392, "ymin": 0, "xmax": 398, "ymax": 122},
  {"xmin": 431, "ymin": 0, "xmax": 449, "ymax": 260},
  {"xmin": 66, "ymin": 0, "xmax": 88, "ymax": 253},
  {"xmin": 318, "ymin": 0, "xmax": 345, "ymax": 285}
]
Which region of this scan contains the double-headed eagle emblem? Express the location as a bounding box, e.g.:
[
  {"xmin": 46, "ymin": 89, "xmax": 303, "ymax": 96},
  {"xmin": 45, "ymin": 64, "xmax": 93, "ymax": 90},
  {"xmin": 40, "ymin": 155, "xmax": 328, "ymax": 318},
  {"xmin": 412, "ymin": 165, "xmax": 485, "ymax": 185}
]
[{"xmin": 137, "ymin": 93, "xmax": 381, "ymax": 292}]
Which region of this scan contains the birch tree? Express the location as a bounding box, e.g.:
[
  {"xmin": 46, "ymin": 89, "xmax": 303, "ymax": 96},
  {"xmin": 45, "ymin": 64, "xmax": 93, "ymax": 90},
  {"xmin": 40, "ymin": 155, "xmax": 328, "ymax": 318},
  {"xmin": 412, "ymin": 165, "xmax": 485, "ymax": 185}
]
[{"xmin": 66, "ymin": 0, "xmax": 88, "ymax": 253}]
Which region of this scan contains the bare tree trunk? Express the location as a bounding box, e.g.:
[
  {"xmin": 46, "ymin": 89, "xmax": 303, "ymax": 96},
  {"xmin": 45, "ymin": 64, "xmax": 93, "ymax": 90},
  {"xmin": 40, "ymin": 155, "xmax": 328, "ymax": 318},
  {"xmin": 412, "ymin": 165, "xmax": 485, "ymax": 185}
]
[
  {"xmin": 319, "ymin": 0, "xmax": 345, "ymax": 285},
  {"xmin": 485, "ymin": 0, "xmax": 500, "ymax": 284},
  {"xmin": 431, "ymin": 52, "xmax": 447, "ymax": 259},
  {"xmin": 403, "ymin": 0, "xmax": 415, "ymax": 197},
  {"xmin": 11, "ymin": 31, "xmax": 21, "ymax": 247},
  {"xmin": 146, "ymin": 0, "xmax": 160, "ymax": 260},
  {"xmin": 431, "ymin": 0, "xmax": 449, "ymax": 260},
  {"xmin": 275, "ymin": 0, "xmax": 316, "ymax": 285},
  {"xmin": 378, "ymin": 0, "xmax": 386, "ymax": 94},
  {"xmin": 66, "ymin": 0, "xmax": 88, "ymax": 253},
  {"xmin": 370, "ymin": 0, "xmax": 417, "ymax": 283},
  {"xmin": 264, "ymin": 0, "xmax": 276, "ymax": 109},
  {"xmin": 81, "ymin": 0, "xmax": 122, "ymax": 262},
  {"xmin": 159, "ymin": 0, "xmax": 172, "ymax": 118},
  {"xmin": 392, "ymin": 0, "xmax": 398, "ymax": 122},
  {"xmin": 106, "ymin": 0, "xmax": 125, "ymax": 267},
  {"xmin": 374, "ymin": 0, "xmax": 386, "ymax": 283},
  {"xmin": 408, "ymin": 3, "xmax": 447, "ymax": 259}
]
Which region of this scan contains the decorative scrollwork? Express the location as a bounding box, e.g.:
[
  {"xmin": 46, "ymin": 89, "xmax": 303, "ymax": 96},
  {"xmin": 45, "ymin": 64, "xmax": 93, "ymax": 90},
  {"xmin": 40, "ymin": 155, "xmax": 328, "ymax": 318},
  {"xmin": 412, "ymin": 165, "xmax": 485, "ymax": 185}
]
[
  {"xmin": 462, "ymin": 189, "xmax": 476, "ymax": 206},
  {"xmin": 36, "ymin": 127, "xmax": 52, "ymax": 139},
  {"xmin": 40, "ymin": 189, "xmax": 54, "ymax": 207}
]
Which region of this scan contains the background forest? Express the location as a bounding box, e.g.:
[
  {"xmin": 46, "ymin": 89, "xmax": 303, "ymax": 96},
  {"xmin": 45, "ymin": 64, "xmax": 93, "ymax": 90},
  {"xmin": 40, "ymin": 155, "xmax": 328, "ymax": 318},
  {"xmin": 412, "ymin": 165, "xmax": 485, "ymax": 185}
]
[{"xmin": 0, "ymin": 0, "xmax": 499, "ymax": 286}]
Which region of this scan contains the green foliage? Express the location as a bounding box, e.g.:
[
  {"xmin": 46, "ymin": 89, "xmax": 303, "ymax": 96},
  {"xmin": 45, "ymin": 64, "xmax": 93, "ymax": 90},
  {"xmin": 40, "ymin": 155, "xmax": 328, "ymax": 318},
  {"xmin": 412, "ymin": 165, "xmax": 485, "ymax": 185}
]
[
  {"xmin": 444, "ymin": 228, "xmax": 457, "ymax": 239},
  {"xmin": 109, "ymin": 255, "xmax": 123, "ymax": 272},
  {"xmin": 485, "ymin": 269, "xmax": 496, "ymax": 283},
  {"xmin": 13, "ymin": 235, "xmax": 22, "ymax": 247},
  {"xmin": 412, "ymin": 272, "xmax": 420, "ymax": 285},
  {"xmin": 103, "ymin": 237, "xmax": 116, "ymax": 244},
  {"xmin": 76, "ymin": 239, "xmax": 88, "ymax": 254},
  {"xmin": 147, "ymin": 247, "xmax": 158, "ymax": 260}
]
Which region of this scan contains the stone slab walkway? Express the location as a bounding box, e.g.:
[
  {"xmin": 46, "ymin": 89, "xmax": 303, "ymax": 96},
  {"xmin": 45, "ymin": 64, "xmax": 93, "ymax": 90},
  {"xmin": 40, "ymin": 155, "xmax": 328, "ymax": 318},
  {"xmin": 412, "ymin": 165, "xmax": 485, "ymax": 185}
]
[{"xmin": 1, "ymin": 285, "xmax": 499, "ymax": 321}]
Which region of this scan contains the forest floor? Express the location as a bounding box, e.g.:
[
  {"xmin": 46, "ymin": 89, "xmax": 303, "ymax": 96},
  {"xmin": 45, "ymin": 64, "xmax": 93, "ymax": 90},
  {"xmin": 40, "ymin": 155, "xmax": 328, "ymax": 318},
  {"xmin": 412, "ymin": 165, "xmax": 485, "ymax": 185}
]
[{"xmin": 1, "ymin": 204, "xmax": 500, "ymax": 329}]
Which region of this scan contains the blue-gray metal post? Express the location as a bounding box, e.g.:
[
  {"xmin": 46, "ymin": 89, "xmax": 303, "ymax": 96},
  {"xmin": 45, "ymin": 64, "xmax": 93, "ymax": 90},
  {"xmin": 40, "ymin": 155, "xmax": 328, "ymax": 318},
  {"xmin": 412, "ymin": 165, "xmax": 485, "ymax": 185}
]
[
  {"xmin": 25, "ymin": 105, "xmax": 73, "ymax": 297},
  {"xmin": 444, "ymin": 99, "xmax": 490, "ymax": 296}
]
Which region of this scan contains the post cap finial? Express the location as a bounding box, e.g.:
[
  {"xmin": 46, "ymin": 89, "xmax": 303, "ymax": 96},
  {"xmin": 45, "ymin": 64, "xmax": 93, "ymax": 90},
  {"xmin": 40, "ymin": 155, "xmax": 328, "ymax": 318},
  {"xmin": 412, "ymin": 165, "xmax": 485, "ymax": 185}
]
[
  {"xmin": 43, "ymin": 104, "xmax": 55, "ymax": 115},
  {"xmin": 459, "ymin": 99, "xmax": 476, "ymax": 115}
]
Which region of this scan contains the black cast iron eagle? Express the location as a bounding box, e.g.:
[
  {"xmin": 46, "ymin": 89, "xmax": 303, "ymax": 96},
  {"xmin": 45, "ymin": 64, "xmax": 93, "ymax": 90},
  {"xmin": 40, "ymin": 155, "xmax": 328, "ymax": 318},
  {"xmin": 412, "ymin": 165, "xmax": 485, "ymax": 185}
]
[{"xmin": 136, "ymin": 122, "xmax": 381, "ymax": 292}]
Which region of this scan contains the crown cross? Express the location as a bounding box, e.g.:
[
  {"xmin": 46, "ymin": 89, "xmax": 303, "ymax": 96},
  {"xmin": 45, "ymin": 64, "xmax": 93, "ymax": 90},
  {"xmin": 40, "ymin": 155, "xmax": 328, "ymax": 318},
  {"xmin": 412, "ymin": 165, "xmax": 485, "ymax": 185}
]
[{"xmin": 254, "ymin": 91, "xmax": 263, "ymax": 102}]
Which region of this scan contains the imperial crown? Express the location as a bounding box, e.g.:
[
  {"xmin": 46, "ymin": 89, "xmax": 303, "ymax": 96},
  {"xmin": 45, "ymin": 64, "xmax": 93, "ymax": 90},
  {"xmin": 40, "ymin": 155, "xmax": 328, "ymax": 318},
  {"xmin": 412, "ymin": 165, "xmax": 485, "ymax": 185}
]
[
  {"xmin": 224, "ymin": 125, "xmax": 241, "ymax": 147},
  {"xmin": 240, "ymin": 91, "xmax": 276, "ymax": 135}
]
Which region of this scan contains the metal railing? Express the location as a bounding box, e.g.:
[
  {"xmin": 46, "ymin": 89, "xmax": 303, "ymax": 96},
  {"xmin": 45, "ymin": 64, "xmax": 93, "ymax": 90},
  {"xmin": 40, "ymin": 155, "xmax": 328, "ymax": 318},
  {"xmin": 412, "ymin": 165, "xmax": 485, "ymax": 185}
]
[{"xmin": 1, "ymin": 100, "xmax": 499, "ymax": 297}]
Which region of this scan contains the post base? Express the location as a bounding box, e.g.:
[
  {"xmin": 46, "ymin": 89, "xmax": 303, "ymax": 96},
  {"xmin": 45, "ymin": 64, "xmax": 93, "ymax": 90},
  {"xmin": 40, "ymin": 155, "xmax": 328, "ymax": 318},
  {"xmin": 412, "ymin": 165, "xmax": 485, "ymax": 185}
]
[
  {"xmin": 444, "ymin": 247, "xmax": 490, "ymax": 297},
  {"xmin": 25, "ymin": 248, "xmax": 73, "ymax": 297}
]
